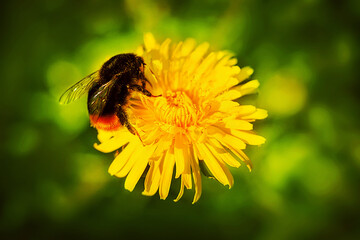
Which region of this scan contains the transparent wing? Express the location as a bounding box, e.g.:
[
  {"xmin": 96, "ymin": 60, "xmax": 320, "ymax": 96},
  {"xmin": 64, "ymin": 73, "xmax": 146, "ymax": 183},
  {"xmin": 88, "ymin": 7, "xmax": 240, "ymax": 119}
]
[
  {"xmin": 59, "ymin": 71, "xmax": 99, "ymax": 104},
  {"xmin": 88, "ymin": 79, "xmax": 117, "ymax": 117}
]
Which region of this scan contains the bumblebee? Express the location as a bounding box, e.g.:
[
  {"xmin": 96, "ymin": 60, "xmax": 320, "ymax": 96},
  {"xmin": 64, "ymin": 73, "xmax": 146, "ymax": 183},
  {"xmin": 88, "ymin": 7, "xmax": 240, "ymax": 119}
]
[{"xmin": 59, "ymin": 53, "xmax": 153, "ymax": 134}]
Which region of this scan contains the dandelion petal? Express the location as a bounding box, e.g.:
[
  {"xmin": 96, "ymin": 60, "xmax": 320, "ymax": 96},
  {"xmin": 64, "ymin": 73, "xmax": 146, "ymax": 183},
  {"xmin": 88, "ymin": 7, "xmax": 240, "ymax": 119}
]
[
  {"xmin": 125, "ymin": 144, "xmax": 157, "ymax": 192},
  {"xmin": 159, "ymin": 146, "xmax": 176, "ymax": 199}
]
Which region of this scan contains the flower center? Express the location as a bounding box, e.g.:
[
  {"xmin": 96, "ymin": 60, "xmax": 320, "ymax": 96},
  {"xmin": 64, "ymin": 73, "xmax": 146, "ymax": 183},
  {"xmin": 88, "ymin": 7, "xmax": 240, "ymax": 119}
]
[{"xmin": 154, "ymin": 91, "xmax": 198, "ymax": 128}]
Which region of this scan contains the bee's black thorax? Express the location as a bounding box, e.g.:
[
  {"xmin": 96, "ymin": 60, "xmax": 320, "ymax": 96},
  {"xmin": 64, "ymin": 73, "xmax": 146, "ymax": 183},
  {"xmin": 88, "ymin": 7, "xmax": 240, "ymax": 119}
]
[
  {"xmin": 99, "ymin": 53, "xmax": 144, "ymax": 83},
  {"xmin": 87, "ymin": 53, "xmax": 146, "ymax": 117}
]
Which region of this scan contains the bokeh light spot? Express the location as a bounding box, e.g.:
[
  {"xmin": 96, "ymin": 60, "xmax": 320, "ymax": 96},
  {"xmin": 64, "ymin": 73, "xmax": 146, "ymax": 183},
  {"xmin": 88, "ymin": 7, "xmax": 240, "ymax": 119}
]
[
  {"xmin": 46, "ymin": 60, "xmax": 82, "ymax": 99},
  {"xmin": 301, "ymin": 156, "xmax": 341, "ymax": 196},
  {"xmin": 30, "ymin": 92, "xmax": 89, "ymax": 133},
  {"xmin": 75, "ymin": 153, "xmax": 108, "ymax": 185},
  {"xmin": 261, "ymin": 134, "xmax": 312, "ymax": 188},
  {"xmin": 8, "ymin": 123, "xmax": 39, "ymax": 156},
  {"xmin": 260, "ymin": 74, "xmax": 307, "ymax": 117},
  {"xmin": 336, "ymin": 37, "xmax": 352, "ymax": 65},
  {"xmin": 308, "ymin": 105, "xmax": 336, "ymax": 148},
  {"xmin": 71, "ymin": 153, "xmax": 110, "ymax": 202}
]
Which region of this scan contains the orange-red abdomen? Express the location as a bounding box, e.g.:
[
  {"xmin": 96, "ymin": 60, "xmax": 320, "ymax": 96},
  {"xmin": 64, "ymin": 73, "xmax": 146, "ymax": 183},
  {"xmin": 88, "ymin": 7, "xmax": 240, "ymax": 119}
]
[{"xmin": 89, "ymin": 114, "xmax": 121, "ymax": 131}]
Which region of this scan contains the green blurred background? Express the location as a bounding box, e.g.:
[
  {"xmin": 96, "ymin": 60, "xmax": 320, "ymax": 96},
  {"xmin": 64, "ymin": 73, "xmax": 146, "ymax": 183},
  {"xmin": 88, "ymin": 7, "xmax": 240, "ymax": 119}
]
[{"xmin": 1, "ymin": 0, "xmax": 360, "ymax": 239}]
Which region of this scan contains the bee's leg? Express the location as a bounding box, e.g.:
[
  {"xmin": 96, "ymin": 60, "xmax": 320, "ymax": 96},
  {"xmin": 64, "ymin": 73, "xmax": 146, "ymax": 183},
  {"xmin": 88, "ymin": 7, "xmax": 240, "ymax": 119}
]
[
  {"xmin": 115, "ymin": 106, "xmax": 144, "ymax": 145},
  {"xmin": 142, "ymin": 77, "xmax": 153, "ymax": 87},
  {"xmin": 128, "ymin": 84, "xmax": 153, "ymax": 97},
  {"xmin": 145, "ymin": 78, "xmax": 152, "ymax": 87},
  {"xmin": 140, "ymin": 77, "xmax": 162, "ymax": 97},
  {"xmin": 129, "ymin": 84, "xmax": 162, "ymax": 98},
  {"xmin": 116, "ymin": 109, "xmax": 137, "ymax": 135},
  {"xmin": 138, "ymin": 72, "xmax": 153, "ymax": 88},
  {"xmin": 125, "ymin": 122, "xmax": 138, "ymax": 136},
  {"xmin": 125, "ymin": 122, "xmax": 144, "ymax": 145}
]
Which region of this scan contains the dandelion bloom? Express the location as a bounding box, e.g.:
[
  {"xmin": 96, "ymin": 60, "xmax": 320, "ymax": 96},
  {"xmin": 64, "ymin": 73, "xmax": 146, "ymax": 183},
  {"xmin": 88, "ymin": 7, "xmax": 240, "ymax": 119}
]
[{"xmin": 94, "ymin": 33, "xmax": 267, "ymax": 203}]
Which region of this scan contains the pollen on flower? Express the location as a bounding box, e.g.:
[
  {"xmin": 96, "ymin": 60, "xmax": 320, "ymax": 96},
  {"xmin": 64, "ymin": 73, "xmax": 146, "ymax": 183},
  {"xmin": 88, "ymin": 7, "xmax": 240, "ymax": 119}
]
[
  {"xmin": 155, "ymin": 90, "xmax": 198, "ymax": 129},
  {"xmin": 94, "ymin": 33, "xmax": 267, "ymax": 203}
]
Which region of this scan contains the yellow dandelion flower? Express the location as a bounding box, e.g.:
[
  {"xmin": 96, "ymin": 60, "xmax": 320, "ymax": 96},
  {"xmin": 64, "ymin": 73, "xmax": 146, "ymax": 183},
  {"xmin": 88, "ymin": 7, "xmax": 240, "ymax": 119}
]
[{"xmin": 94, "ymin": 33, "xmax": 267, "ymax": 203}]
